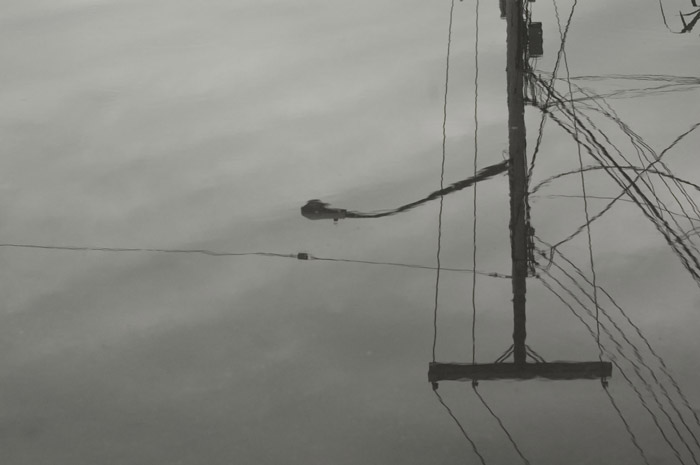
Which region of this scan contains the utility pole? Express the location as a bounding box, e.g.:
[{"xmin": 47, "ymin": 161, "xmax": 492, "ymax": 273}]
[
  {"xmin": 429, "ymin": 0, "xmax": 612, "ymax": 384},
  {"xmin": 506, "ymin": 0, "xmax": 529, "ymax": 366}
]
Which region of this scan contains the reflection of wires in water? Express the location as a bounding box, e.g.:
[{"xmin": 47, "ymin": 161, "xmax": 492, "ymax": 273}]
[
  {"xmin": 531, "ymin": 165, "xmax": 700, "ymax": 196},
  {"xmin": 434, "ymin": 0, "xmax": 455, "ymax": 364},
  {"xmin": 533, "ymin": 87, "xmax": 700, "ymax": 285},
  {"xmin": 540, "ymin": 253, "xmax": 700, "ymax": 461},
  {"xmin": 433, "ymin": 388, "xmax": 487, "ymax": 465},
  {"xmin": 0, "ymin": 243, "xmax": 297, "ymax": 259},
  {"xmin": 0, "ymin": 242, "xmax": 510, "ymax": 277},
  {"xmin": 535, "ymin": 274, "xmax": 686, "ymax": 465},
  {"xmin": 536, "ymin": 75, "xmax": 700, "ymax": 233},
  {"xmin": 550, "ymin": 79, "xmax": 700, "ymax": 229},
  {"xmin": 659, "ymin": 1, "xmax": 700, "ymax": 34},
  {"xmin": 471, "ymin": 0, "xmax": 480, "ymax": 366},
  {"xmin": 546, "ymin": 244, "xmax": 700, "ymax": 433},
  {"xmin": 602, "ymin": 384, "xmax": 652, "ymax": 465},
  {"xmin": 533, "ymin": 194, "xmax": 700, "ymax": 224},
  {"xmin": 542, "ymin": 74, "xmax": 700, "ymax": 230},
  {"xmin": 559, "ymin": 34, "xmax": 603, "ymax": 360},
  {"xmin": 530, "ymin": 69, "xmax": 700, "ymax": 245},
  {"xmin": 535, "ymin": 245, "xmax": 700, "ymax": 464},
  {"xmin": 309, "ymin": 255, "xmax": 509, "ymax": 278},
  {"xmin": 473, "ymin": 386, "xmax": 531, "ymax": 465},
  {"xmin": 536, "ymin": 73, "xmax": 700, "ymax": 101},
  {"xmin": 526, "ymin": 0, "xmax": 579, "ymax": 183},
  {"xmin": 529, "ymin": 122, "xmax": 700, "ymax": 251}
]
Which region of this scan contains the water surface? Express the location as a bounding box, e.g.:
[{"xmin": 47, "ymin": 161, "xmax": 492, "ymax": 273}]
[{"xmin": 1, "ymin": 1, "xmax": 699, "ymax": 464}]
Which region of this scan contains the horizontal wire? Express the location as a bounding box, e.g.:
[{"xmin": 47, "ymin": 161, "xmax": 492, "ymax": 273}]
[{"xmin": 0, "ymin": 242, "xmax": 510, "ymax": 277}]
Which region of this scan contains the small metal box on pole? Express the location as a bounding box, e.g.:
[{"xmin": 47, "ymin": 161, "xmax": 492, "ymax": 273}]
[
  {"xmin": 429, "ymin": 0, "xmax": 611, "ymax": 387},
  {"xmin": 528, "ymin": 22, "xmax": 543, "ymax": 57}
]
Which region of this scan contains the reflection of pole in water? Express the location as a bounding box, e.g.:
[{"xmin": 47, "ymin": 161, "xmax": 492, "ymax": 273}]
[
  {"xmin": 429, "ymin": 0, "xmax": 612, "ymax": 385},
  {"xmin": 507, "ymin": 0, "xmax": 529, "ymax": 366}
]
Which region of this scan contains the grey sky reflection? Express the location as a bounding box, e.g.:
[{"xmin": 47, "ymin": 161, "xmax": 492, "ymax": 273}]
[{"xmin": 1, "ymin": 0, "xmax": 699, "ymax": 464}]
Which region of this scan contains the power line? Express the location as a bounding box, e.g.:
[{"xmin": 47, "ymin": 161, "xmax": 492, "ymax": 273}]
[
  {"xmin": 560, "ymin": 34, "xmax": 602, "ymax": 360},
  {"xmin": 545, "ymin": 254, "xmax": 700, "ymax": 461},
  {"xmin": 433, "ymin": 388, "xmax": 487, "ymax": 465},
  {"xmin": 536, "ymin": 273, "xmax": 688, "ymax": 465},
  {"xmin": 602, "ymin": 384, "xmax": 652, "ymax": 465},
  {"xmin": 537, "ymin": 250, "xmax": 700, "ymax": 464},
  {"xmin": 471, "ymin": 0, "xmax": 480, "ymax": 365},
  {"xmin": 526, "ymin": 0, "xmax": 579, "ymax": 183},
  {"xmin": 532, "ymin": 194, "xmax": 700, "ymax": 224},
  {"xmin": 541, "ymin": 77, "xmax": 700, "ymax": 235},
  {"xmin": 473, "ymin": 385, "xmax": 531, "ymax": 465},
  {"xmin": 560, "ymin": 84, "xmax": 700, "ymax": 229},
  {"xmin": 536, "ymin": 90, "xmax": 700, "ymax": 284},
  {"xmin": 0, "ymin": 242, "xmax": 510, "ymax": 277},
  {"xmin": 531, "ymin": 165, "xmax": 700, "ymax": 197},
  {"xmin": 549, "ymin": 245, "xmax": 700, "ymax": 438},
  {"xmin": 433, "ymin": 0, "xmax": 456, "ymax": 363},
  {"xmin": 0, "ymin": 243, "xmax": 296, "ymax": 258}
]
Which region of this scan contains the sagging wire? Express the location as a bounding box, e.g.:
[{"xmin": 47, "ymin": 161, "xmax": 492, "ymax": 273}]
[
  {"xmin": 433, "ymin": 0, "xmax": 456, "ymax": 364},
  {"xmin": 549, "ymin": 245, "xmax": 700, "ymax": 436},
  {"xmin": 559, "ymin": 37, "xmax": 603, "ymax": 362},
  {"xmin": 473, "ymin": 385, "xmax": 531, "ymax": 465},
  {"xmin": 0, "ymin": 243, "xmax": 510, "ymax": 277},
  {"xmin": 471, "ymin": 0, "xmax": 481, "ymax": 366},
  {"xmin": 537, "ymin": 251, "xmax": 700, "ymax": 464},
  {"xmin": 433, "ymin": 388, "xmax": 487, "ymax": 465},
  {"xmin": 536, "ymin": 273, "xmax": 687, "ymax": 465},
  {"xmin": 535, "ymin": 92, "xmax": 700, "ymax": 285},
  {"xmin": 526, "ymin": 0, "xmax": 579, "ymax": 184},
  {"xmin": 602, "ymin": 383, "xmax": 653, "ymax": 465}
]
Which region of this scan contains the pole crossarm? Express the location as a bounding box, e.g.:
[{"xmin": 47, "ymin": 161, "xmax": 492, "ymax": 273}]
[{"xmin": 429, "ymin": 361, "xmax": 613, "ymax": 382}]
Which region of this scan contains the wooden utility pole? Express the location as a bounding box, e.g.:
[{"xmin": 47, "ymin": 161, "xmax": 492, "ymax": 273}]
[
  {"xmin": 506, "ymin": 0, "xmax": 529, "ymax": 366},
  {"xmin": 429, "ymin": 0, "xmax": 612, "ymax": 384}
]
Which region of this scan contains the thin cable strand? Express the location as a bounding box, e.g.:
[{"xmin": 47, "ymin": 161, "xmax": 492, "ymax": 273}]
[
  {"xmin": 433, "ymin": 389, "xmax": 487, "ymax": 465},
  {"xmin": 473, "ymin": 386, "xmax": 531, "ymax": 465},
  {"xmin": 471, "ymin": 0, "xmax": 480, "ymax": 365},
  {"xmin": 433, "ymin": 0, "xmax": 456, "ymax": 363}
]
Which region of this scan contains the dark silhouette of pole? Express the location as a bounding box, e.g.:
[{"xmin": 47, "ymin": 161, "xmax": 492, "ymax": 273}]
[
  {"xmin": 428, "ymin": 0, "xmax": 612, "ymax": 385},
  {"xmin": 506, "ymin": 0, "xmax": 528, "ymax": 365}
]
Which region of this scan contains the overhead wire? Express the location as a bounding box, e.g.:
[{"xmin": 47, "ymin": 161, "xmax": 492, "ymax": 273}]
[
  {"xmin": 471, "ymin": 0, "xmax": 480, "ymax": 366},
  {"xmin": 526, "ymin": 0, "xmax": 579, "ymax": 183},
  {"xmin": 540, "ymin": 81, "xmax": 700, "ymax": 227},
  {"xmin": 534, "ymin": 91, "xmax": 700, "ymax": 285},
  {"xmin": 536, "ymin": 246, "xmax": 700, "ymax": 463},
  {"xmin": 536, "ymin": 273, "xmax": 687, "ymax": 465},
  {"xmin": 602, "ymin": 378, "xmax": 653, "ymax": 465},
  {"xmin": 433, "ymin": 0, "xmax": 456, "ymax": 364},
  {"xmin": 560, "ymin": 34, "xmax": 602, "ymax": 360},
  {"xmin": 530, "ymin": 121, "xmax": 700, "ymax": 252},
  {"xmin": 0, "ymin": 242, "xmax": 510, "ymax": 277},
  {"xmin": 531, "ymin": 165, "xmax": 700, "ymax": 196},
  {"xmin": 0, "ymin": 243, "xmax": 296, "ymax": 259},
  {"xmin": 532, "ymin": 83, "xmax": 700, "ymax": 284},
  {"xmin": 533, "ymin": 194, "xmax": 700, "ymax": 223},
  {"xmin": 433, "ymin": 388, "xmax": 487, "ymax": 465},
  {"xmin": 555, "ymin": 79, "xmax": 700, "ymax": 228},
  {"xmin": 542, "ymin": 251, "xmax": 700, "ymax": 460},
  {"xmin": 549, "ymin": 245, "xmax": 700, "ymax": 434},
  {"xmin": 473, "ymin": 385, "xmax": 531, "ymax": 465}
]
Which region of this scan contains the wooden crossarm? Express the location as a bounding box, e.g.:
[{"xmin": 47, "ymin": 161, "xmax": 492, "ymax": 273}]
[{"xmin": 429, "ymin": 361, "xmax": 613, "ymax": 382}]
